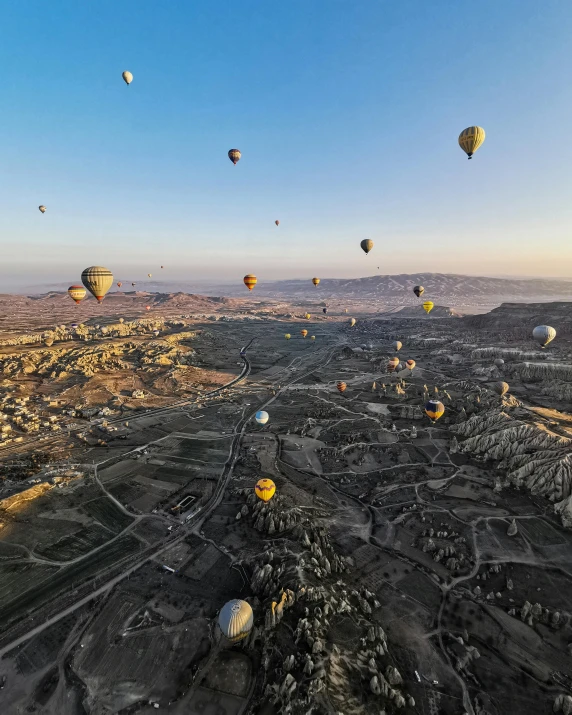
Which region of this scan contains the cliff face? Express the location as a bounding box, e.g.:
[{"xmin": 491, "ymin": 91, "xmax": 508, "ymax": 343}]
[
  {"xmin": 462, "ymin": 301, "xmax": 572, "ymax": 336},
  {"xmin": 452, "ymin": 410, "xmax": 572, "ymax": 523}
]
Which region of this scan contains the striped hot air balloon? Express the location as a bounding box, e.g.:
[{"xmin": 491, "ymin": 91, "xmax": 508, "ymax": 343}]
[
  {"xmin": 458, "ymin": 126, "xmax": 485, "ymax": 159},
  {"xmin": 228, "ymin": 149, "xmax": 241, "ymax": 165},
  {"xmin": 312, "ymin": 277, "xmax": 320, "ymax": 287},
  {"xmin": 81, "ymin": 266, "xmax": 113, "ymax": 302},
  {"xmin": 255, "ymin": 478, "xmax": 275, "ymax": 501},
  {"xmin": 337, "ymin": 381, "xmax": 347, "ymax": 393},
  {"xmin": 387, "ymin": 357, "xmax": 400, "ymax": 373},
  {"xmin": 425, "ymin": 400, "xmax": 445, "ymax": 422},
  {"xmin": 423, "ymin": 301, "xmax": 434, "ymax": 314},
  {"xmin": 218, "ymin": 599, "xmax": 253, "ymax": 642},
  {"xmin": 243, "ymin": 274, "xmax": 257, "ymax": 291},
  {"xmin": 68, "ymin": 285, "xmax": 86, "ymax": 305},
  {"xmin": 301, "ymin": 329, "xmax": 308, "ymax": 338}
]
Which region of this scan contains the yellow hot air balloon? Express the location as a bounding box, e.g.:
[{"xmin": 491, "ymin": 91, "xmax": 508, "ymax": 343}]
[
  {"xmin": 255, "ymin": 478, "xmax": 276, "ymax": 502},
  {"xmin": 81, "ymin": 266, "xmax": 113, "ymax": 302},
  {"xmin": 458, "ymin": 126, "xmax": 485, "ymax": 159},
  {"xmin": 301, "ymin": 329, "xmax": 308, "ymax": 338},
  {"xmin": 337, "ymin": 381, "xmax": 347, "ymax": 393},
  {"xmin": 228, "ymin": 149, "xmax": 241, "ymax": 165},
  {"xmin": 147, "ymin": 273, "xmax": 152, "ymax": 278},
  {"xmin": 312, "ymin": 277, "xmax": 320, "ymax": 287},
  {"xmin": 68, "ymin": 285, "xmax": 86, "ymax": 305},
  {"xmin": 243, "ymin": 274, "xmax": 257, "ymax": 291},
  {"xmin": 349, "ymin": 318, "xmax": 356, "ymax": 327},
  {"xmin": 122, "ymin": 71, "xmax": 133, "ymax": 85},
  {"xmin": 310, "ymin": 335, "xmax": 316, "ymax": 340},
  {"xmin": 39, "ymin": 205, "xmax": 46, "ymax": 214},
  {"xmin": 425, "ymin": 399, "xmax": 445, "ymax": 422},
  {"xmin": 285, "ymin": 333, "xmax": 291, "ymax": 340},
  {"xmin": 305, "ymin": 313, "xmax": 311, "ymax": 320},
  {"xmin": 423, "ymin": 301, "xmax": 434, "ymax": 314},
  {"xmin": 360, "ymin": 239, "xmax": 373, "ymax": 255}
]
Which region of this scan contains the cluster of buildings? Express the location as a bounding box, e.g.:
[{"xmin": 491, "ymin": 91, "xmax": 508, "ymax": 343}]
[{"xmin": 0, "ymin": 393, "xmax": 63, "ymax": 443}]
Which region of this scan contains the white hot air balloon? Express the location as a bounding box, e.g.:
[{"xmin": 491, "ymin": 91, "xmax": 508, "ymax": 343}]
[
  {"xmin": 532, "ymin": 325, "xmax": 556, "ymax": 348},
  {"xmin": 122, "ymin": 71, "xmax": 133, "ymax": 85}
]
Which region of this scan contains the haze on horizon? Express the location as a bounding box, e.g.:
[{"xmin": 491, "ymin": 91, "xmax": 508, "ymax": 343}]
[{"xmin": 1, "ymin": 0, "xmax": 571, "ymax": 292}]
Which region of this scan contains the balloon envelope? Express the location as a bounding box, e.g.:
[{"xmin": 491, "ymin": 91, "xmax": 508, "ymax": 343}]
[
  {"xmin": 312, "ymin": 277, "xmax": 320, "ymax": 286},
  {"xmin": 218, "ymin": 599, "xmax": 253, "ymax": 641},
  {"xmin": 38, "ymin": 205, "xmax": 46, "ymax": 213},
  {"xmin": 337, "ymin": 381, "xmax": 347, "ymax": 393},
  {"xmin": 533, "ymin": 325, "xmax": 556, "ymax": 347},
  {"xmin": 81, "ymin": 266, "xmax": 113, "ymax": 302},
  {"xmin": 413, "ymin": 285, "xmax": 424, "ymax": 297},
  {"xmin": 243, "ymin": 274, "xmax": 257, "ymax": 291},
  {"xmin": 494, "ymin": 358, "xmax": 504, "ymax": 367},
  {"xmin": 458, "ymin": 126, "xmax": 485, "ymax": 159},
  {"xmin": 423, "ymin": 301, "xmax": 434, "ymax": 314},
  {"xmin": 228, "ymin": 149, "xmax": 241, "ymax": 165},
  {"xmin": 284, "ymin": 333, "xmax": 291, "ymax": 340},
  {"xmin": 493, "ymin": 381, "xmax": 509, "ymax": 396},
  {"xmin": 68, "ymin": 285, "xmax": 86, "ymax": 304},
  {"xmin": 349, "ymin": 318, "xmax": 356, "ymax": 327},
  {"xmin": 425, "ymin": 400, "xmax": 445, "ymax": 421},
  {"xmin": 393, "ymin": 341, "xmax": 402, "ymax": 351},
  {"xmin": 406, "ymin": 359, "xmax": 416, "ymax": 370},
  {"xmin": 387, "ymin": 357, "xmax": 400, "ymax": 372},
  {"xmin": 122, "ymin": 71, "xmax": 133, "ymax": 85},
  {"xmin": 255, "ymin": 478, "xmax": 275, "ymax": 501},
  {"xmin": 360, "ymin": 239, "xmax": 373, "ymax": 254},
  {"xmin": 275, "ymin": 220, "xmax": 279, "ymax": 226},
  {"xmin": 301, "ymin": 329, "xmax": 308, "ymax": 337},
  {"xmin": 255, "ymin": 410, "xmax": 269, "ymax": 425}
]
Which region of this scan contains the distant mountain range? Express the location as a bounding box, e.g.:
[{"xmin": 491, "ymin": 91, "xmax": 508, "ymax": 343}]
[{"xmin": 244, "ymin": 273, "xmax": 572, "ymax": 300}]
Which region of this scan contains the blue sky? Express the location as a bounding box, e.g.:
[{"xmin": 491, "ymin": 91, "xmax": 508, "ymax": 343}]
[{"xmin": 1, "ymin": 0, "xmax": 571, "ymax": 290}]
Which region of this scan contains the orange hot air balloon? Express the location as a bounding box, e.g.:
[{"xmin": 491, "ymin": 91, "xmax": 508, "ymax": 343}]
[
  {"xmin": 68, "ymin": 285, "xmax": 86, "ymax": 305},
  {"xmin": 387, "ymin": 357, "xmax": 400, "ymax": 373},
  {"xmin": 337, "ymin": 381, "xmax": 347, "ymax": 393},
  {"xmin": 117, "ymin": 282, "xmax": 122, "ymax": 288},
  {"xmin": 146, "ymin": 306, "xmax": 150, "ymax": 311},
  {"xmin": 228, "ymin": 149, "xmax": 241, "ymax": 165},
  {"xmin": 312, "ymin": 277, "xmax": 320, "ymax": 287},
  {"xmin": 301, "ymin": 329, "xmax": 308, "ymax": 338},
  {"xmin": 275, "ymin": 220, "xmax": 279, "ymax": 226},
  {"xmin": 243, "ymin": 274, "xmax": 257, "ymax": 291}
]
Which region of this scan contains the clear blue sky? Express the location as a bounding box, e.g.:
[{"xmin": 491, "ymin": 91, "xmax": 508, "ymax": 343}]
[{"xmin": 1, "ymin": 0, "xmax": 571, "ymax": 290}]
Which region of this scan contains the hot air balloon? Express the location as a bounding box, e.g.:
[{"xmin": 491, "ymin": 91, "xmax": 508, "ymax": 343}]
[
  {"xmin": 68, "ymin": 285, "xmax": 86, "ymax": 305},
  {"xmin": 244, "ymin": 274, "xmax": 257, "ymax": 291},
  {"xmin": 533, "ymin": 325, "xmax": 556, "ymax": 348},
  {"xmin": 132, "ymin": 282, "xmax": 136, "ymax": 287},
  {"xmin": 349, "ymin": 318, "xmax": 356, "ymax": 327},
  {"xmin": 255, "ymin": 411, "xmax": 269, "ymax": 425},
  {"xmin": 310, "ymin": 335, "xmax": 316, "ymax": 341},
  {"xmin": 413, "ymin": 285, "xmax": 424, "ymax": 298},
  {"xmin": 494, "ymin": 358, "xmax": 504, "ymax": 368},
  {"xmin": 161, "ymin": 265, "xmax": 164, "ymax": 269},
  {"xmin": 228, "ymin": 149, "xmax": 241, "ymax": 165},
  {"xmin": 493, "ymin": 381, "xmax": 509, "ymax": 396},
  {"xmin": 122, "ymin": 71, "xmax": 133, "ymax": 85},
  {"xmin": 312, "ymin": 278, "xmax": 320, "ymax": 287},
  {"xmin": 81, "ymin": 266, "xmax": 113, "ymax": 302},
  {"xmin": 405, "ymin": 359, "xmax": 416, "ymax": 371},
  {"xmin": 218, "ymin": 599, "xmax": 253, "ymax": 642},
  {"xmin": 423, "ymin": 301, "xmax": 434, "ymax": 314},
  {"xmin": 44, "ymin": 338, "xmax": 54, "ymax": 347},
  {"xmin": 305, "ymin": 313, "xmax": 311, "ymax": 320},
  {"xmin": 393, "ymin": 341, "xmax": 402, "ymax": 351},
  {"xmin": 301, "ymin": 329, "xmax": 308, "ymax": 338},
  {"xmin": 146, "ymin": 306, "xmax": 150, "ymax": 311},
  {"xmin": 344, "ymin": 309, "xmax": 348, "ymax": 313},
  {"xmin": 322, "ymin": 308, "xmax": 327, "ymax": 314},
  {"xmin": 285, "ymin": 333, "xmax": 291, "ymax": 340},
  {"xmin": 119, "ymin": 318, "xmax": 124, "ymax": 324},
  {"xmin": 255, "ymin": 478, "xmax": 276, "ymax": 501},
  {"xmin": 387, "ymin": 357, "xmax": 400, "ymax": 373},
  {"xmin": 337, "ymin": 381, "xmax": 347, "ymax": 393},
  {"xmin": 425, "ymin": 400, "xmax": 445, "ymax": 422},
  {"xmin": 360, "ymin": 239, "xmax": 373, "ymax": 255},
  {"xmin": 39, "ymin": 205, "xmax": 46, "ymax": 214},
  {"xmin": 459, "ymin": 126, "xmax": 485, "ymax": 159},
  {"xmin": 147, "ymin": 273, "xmax": 152, "ymax": 278},
  {"xmin": 117, "ymin": 282, "xmax": 122, "ymax": 288},
  {"xmin": 275, "ymin": 220, "xmax": 279, "ymax": 226}
]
